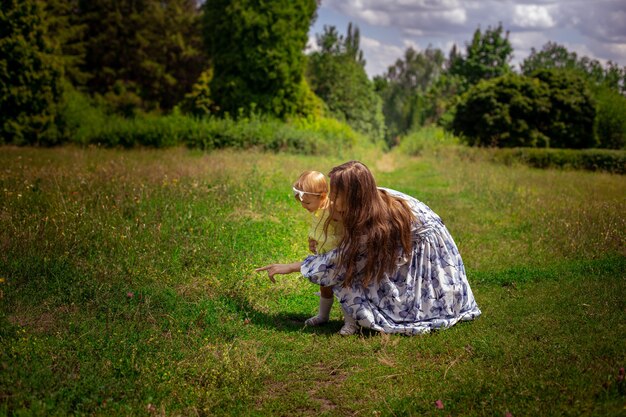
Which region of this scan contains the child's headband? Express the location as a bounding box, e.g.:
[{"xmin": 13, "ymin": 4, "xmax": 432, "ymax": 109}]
[{"xmin": 292, "ymin": 186, "xmax": 323, "ymax": 202}]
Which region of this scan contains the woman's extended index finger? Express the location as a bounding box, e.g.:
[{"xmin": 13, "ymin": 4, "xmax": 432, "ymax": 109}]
[{"xmin": 254, "ymin": 265, "xmax": 276, "ymax": 283}]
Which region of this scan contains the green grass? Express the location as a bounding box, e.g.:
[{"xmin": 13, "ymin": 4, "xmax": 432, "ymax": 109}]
[{"xmin": 0, "ymin": 145, "xmax": 624, "ymax": 416}]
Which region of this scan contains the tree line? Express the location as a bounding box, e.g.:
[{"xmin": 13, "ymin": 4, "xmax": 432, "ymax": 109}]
[{"xmin": 1, "ymin": 0, "xmax": 625, "ymax": 149}]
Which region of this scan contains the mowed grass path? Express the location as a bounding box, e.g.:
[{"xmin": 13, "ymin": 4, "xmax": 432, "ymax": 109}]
[{"xmin": 0, "ymin": 146, "xmax": 624, "ymax": 416}]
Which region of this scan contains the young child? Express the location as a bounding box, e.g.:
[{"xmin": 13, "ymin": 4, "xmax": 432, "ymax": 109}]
[{"xmin": 292, "ymin": 171, "xmax": 345, "ymax": 329}]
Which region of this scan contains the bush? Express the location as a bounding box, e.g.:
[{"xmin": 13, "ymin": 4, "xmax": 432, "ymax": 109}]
[
  {"xmin": 397, "ymin": 126, "xmax": 459, "ymax": 156},
  {"xmin": 452, "ymin": 73, "xmax": 551, "ymax": 147},
  {"xmin": 594, "ymin": 85, "xmax": 626, "ymax": 149},
  {"xmin": 57, "ymin": 84, "xmax": 109, "ymax": 145},
  {"xmin": 473, "ymin": 147, "xmax": 626, "ymax": 174},
  {"xmin": 453, "ymin": 71, "xmax": 597, "ymax": 149},
  {"xmin": 184, "ymin": 114, "xmax": 361, "ymax": 155},
  {"xmin": 57, "ymin": 101, "xmax": 362, "ymax": 155},
  {"xmin": 531, "ymin": 69, "xmax": 597, "ymax": 149},
  {"xmin": 53, "ymin": 85, "xmax": 364, "ymax": 154}
]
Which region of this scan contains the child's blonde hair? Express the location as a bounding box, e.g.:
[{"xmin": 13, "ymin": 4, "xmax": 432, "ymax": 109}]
[{"xmin": 293, "ymin": 171, "xmax": 329, "ymax": 206}]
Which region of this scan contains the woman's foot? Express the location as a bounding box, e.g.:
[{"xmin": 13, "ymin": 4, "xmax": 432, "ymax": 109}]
[
  {"xmin": 305, "ymin": 315, "xmax": 328, "ymax": 326},
  {"xmin": 339, "ymin": 321, "xmax": 359, "ymax": 336}
]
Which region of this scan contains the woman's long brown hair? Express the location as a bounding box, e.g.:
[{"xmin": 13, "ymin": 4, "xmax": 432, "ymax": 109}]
[{"xmin": 326, "ymin": 161, "xmax": 415, "ymax": 287}]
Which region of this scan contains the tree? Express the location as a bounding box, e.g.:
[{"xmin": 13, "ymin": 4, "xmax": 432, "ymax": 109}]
[
  {"xmin": 378, "ymin": 46, "xmax": 445, "ymax": 142},
  {"xmin": 453, "ymin": 74, "xmax": 551, "ymax": 147},
  {"xmin": 307, "ymin": 24, "xmax": 384, "ymax": 141},
  {"xmin": 77, "ymin": 0, "xmax": 206, "ymax": 114},
  {"xmin": 344, "ymin": 22, "xmax": 365, "ymax": 66},
  {"xmin": 585, "ymin": 59, "xmax": 626, "ymax": 149},
  {"xmin": 520, "ymin": 42, "xmax": 578, "ymax": 75},
  {"xmin": 521, "ymin": 42, "xmax": 625, "ymax": 149},
  {"xmin": 594, "ymin": 84, "xmax": 626, "ymax": 149},
  {"xmin": 44, "ymin": 0, "xmax": 88, "ymax": 87},
  {"xmin": 453, "ymin": 70, "xmax": 596, "ymax": 149},
  {"xmin": 422, "ymin": 73, "xmax": 464, "ymax": 128},
  {"xmin": 531, "ymin": 69, "xmax": 596, "ymax": 149},
  {"xmin": 521, "ymin": 41, "xmax": 625, "ymax": 94},
  {"xmin": 449, "ymin": 23, "xmax": 513, "ymax": 89},
  {"xmin": 179, "ymin": 68, "xmax": 215, "ymax": 116},
  {"xmin": 202, "ymin": 0, "xmax": 317, "ymax": 118},
  {"xmin": 0, "ymin": 0, "xmax": 64, "ymax": 145}
]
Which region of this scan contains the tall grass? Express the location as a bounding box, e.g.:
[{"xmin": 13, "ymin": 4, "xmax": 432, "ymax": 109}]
[{"xmin": 1, "ymin": 145, "xmax": 624, "ymax": 416}]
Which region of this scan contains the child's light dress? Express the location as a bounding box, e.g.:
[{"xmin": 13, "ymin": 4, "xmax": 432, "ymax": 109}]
[{"xmin": 309, "ymin": 209, "xmax": 340, "ymax": 255}]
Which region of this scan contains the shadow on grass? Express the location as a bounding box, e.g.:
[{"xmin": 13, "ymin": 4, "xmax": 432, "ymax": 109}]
[
  {"xmin": 248, "ymin": 310, "xmax": 384, "ymax": 338},
  {"xmin": 224, "ymin": 291, "xmax": 384, "ymax": 338}
]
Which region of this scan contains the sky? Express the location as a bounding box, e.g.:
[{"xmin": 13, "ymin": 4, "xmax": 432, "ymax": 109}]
[{"xmin": 308, "ymin": 0, "xmax": 626, "ymax": 79}]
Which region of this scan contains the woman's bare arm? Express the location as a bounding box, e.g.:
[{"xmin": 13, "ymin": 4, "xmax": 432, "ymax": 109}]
[{"xmin": 255, "ymin": 262, "xmax": 303, "ymax": 283}]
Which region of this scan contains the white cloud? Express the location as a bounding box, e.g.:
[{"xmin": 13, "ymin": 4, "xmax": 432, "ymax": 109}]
[
  {"xmin": 513, "ymin": 5, "xmax": 556, "ymax": 29},
  {"xmin": 402, "ymin": 39, "xmax": 422, "ymax": 52},
  {"xmin": 358, "ymin": 9, "xmax": 392, "ymax": 26},
  {"xmin": 576, "ymin": 40, "xmax": 626, "ymax": 66},
  {"xmin": 328, "ymin": 0, "xmax": 467, "ymax": 29},
  {"xmin": 360, "ymin": 36, "xmax": 405, "ymax": 77},
  {"xmin": 306, "ymin": 35, "xmax": 319, "ymax": 53},
  {"xmin": 398, "ymin": 8, "xmax": 466, "ymax": 28},
  {"xmin": 509, "ymin": 31, "xmax": 552, "ymax": 68}
]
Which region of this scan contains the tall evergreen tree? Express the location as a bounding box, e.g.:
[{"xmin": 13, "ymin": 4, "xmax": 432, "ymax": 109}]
[
  {"xmin": 344, "ymin": 22, "xmax": 365, "ymax": 66},
  {"xmin": 202, "ymin": 0, "xmax": 317, "ymax": 118},
  {"xmin": 0, "ymin": 0, "xmax": 64, "ymax": 145},
  {"xmin": 77, "ymin": 0, "xmax": 206, "ymax": 113},
  {"xmin": 45, "ymin": 0, "xmax": 88, "ymax": 87},
  {"xmin": 307, "ymin": 24, "xmax": 384, "ymax": 141}
]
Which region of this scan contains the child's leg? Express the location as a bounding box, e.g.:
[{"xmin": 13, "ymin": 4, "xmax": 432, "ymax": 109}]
[
  {"xmin": 319, "ymin": 285, "xmax": 333, "ymax": 299},
  {"xmin": 305, "ymin": 285, "xmax": 334, "ymax": 326}
]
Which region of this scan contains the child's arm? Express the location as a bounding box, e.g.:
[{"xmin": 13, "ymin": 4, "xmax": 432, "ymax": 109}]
[
  {"xmin": 255, "ymin": 262, "xmax": 303, "ymax": 283},
  {"xmin": 308, "ymin": 237, "xmax": 317, "ymax": 254}
]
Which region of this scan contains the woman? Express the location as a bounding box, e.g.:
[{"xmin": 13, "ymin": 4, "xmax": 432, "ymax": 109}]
[{"xmin": 256, "ymin": 161, "xmax": 481, "ymax": 335}]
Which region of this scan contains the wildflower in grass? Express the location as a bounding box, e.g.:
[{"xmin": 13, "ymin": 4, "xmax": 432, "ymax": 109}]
[
  {"xmin": 0, "ymin": 278, "xmax": 5, "ymax": 284},
  {"xmin": 435, "ymin": 399, "xmax": 444, "ymax": 409},
  {"xmin": 127, "ymin": 291, "xmax": 134, "ymax": 298}
]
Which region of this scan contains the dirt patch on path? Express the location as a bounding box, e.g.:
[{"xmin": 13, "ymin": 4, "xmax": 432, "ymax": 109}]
[{"xmin": 375, "ymin": 153, "xmax": 397, "ymax": 173}]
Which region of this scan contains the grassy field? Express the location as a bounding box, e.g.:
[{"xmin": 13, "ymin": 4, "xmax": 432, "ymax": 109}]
[{"xmin": 1, "ymin": 145, "xmax": 624, "ymax": 416}]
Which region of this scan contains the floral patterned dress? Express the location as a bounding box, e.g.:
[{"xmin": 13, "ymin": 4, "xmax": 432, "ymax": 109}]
[{"xmin": 300, "ymin": 188, "xmax": 481, "ymax": 335}]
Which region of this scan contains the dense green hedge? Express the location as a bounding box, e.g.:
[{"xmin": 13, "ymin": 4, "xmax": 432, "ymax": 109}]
[
  {"xmin": 63, "ymin": 111, "xmax": 359, "ymax": 156},
  {"xmin": 460, "ymin": 147, "xmax": 626, "ymax": 174},
  {"xmin": 48, "ymin": 86, "xmax": 363, "ymax": 154}
]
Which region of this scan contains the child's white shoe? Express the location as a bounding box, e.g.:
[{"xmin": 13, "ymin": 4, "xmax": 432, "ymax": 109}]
[
  {"xmin": 305, "ymin": 315, "xmax": 328, "ymax": 326},
  {"xmin": 305, "ymin": 296, "xmax": 333, "ymax": 326}
]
